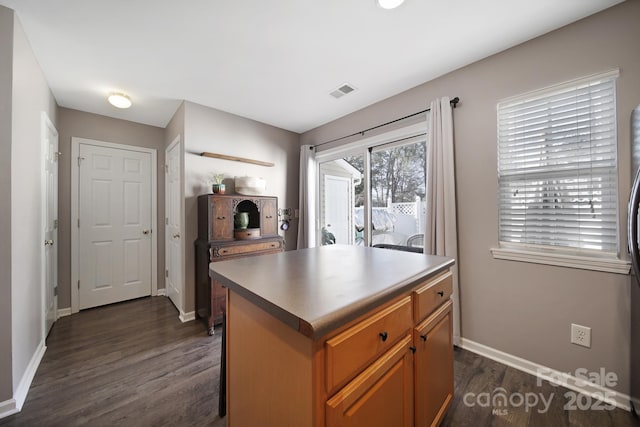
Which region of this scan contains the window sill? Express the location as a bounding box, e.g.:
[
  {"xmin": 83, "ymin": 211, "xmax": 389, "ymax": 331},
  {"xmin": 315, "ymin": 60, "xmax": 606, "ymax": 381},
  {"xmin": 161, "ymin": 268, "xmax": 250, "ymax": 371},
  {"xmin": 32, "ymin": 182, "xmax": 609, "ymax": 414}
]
[{"xmin": 490, "ymin": 246, "xmax": 631, "ymax": 275}]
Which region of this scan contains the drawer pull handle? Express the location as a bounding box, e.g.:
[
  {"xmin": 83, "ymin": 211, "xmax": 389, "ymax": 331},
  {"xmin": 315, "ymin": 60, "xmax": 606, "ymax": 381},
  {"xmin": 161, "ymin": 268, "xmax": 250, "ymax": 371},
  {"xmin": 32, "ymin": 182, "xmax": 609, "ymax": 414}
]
[
  {"xmin": 217, "ymin": 216, "xmax": 226, "ymax": 220},
  {"xmin": 410, "ymin": 346, "xmax": 417, "ymax": 354},
  {"xmin": 379, "ymin": 332, "xmax": 388, "ymax": 342},
  {"xmin": 437, "ymin": 290, "xmax": 444, "ymax": 297},
  {"xmin": 420, "ymin": 334, "xmax": 427, "ymax": 341}
]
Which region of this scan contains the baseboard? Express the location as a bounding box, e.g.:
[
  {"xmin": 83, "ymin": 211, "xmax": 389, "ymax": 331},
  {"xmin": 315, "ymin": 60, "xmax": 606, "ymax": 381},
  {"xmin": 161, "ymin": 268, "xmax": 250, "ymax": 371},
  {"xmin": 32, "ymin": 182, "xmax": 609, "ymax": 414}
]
[
  {"xmin": 0, "ymin": 398, "xmax": 18, "ymax": 420},
  {"xmin": 179, "ymin": 310, "xmax": 196, "ymax": 323},
  {"xmin": 57, "ymin": 307, "xmax": 72, "ymax": 318},
  {"xmin": 156, "ymin": 288, "xmax": 166, "ymax": 296},
  {"xmin": 459, "ymin": 338, "xmax": 631, "ymax": 412},
  {"xmin": 13, "ymin": 339, "xmax": 47, "ymax": 412}
]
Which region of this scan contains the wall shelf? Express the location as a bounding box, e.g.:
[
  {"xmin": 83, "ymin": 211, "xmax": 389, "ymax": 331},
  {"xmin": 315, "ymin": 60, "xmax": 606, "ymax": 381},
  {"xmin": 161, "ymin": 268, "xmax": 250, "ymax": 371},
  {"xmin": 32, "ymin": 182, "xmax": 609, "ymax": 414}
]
[{"xmin": 200, "ymin": 151, "xmax": 274, "ymax": 167}]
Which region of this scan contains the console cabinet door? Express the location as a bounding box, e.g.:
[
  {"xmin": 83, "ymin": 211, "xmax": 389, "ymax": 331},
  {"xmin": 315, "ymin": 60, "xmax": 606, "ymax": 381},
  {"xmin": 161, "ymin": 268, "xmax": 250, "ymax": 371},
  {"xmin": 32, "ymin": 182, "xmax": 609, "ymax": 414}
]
[
  {"xmin": 326, "ymin": 336, "xmax": 413, "ymax": 427},
  {"xmin": 260, "ymin": 198, "xmax": 278, "ymax": 237},
  {"xmin": 414, "ymin": 300, "xmax": 453, "ymax": 427},
  {"xmin": 210, "ymin": 197, "xmax": 233, "ymax": 240}
]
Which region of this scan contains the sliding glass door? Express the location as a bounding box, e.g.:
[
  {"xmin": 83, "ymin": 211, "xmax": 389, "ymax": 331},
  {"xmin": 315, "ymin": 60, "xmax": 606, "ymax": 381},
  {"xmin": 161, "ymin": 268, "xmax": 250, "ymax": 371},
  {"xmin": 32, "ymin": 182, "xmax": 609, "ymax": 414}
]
[{"xmin": 317, "ymin": 128, "xmax": 427, "ymax": 248}]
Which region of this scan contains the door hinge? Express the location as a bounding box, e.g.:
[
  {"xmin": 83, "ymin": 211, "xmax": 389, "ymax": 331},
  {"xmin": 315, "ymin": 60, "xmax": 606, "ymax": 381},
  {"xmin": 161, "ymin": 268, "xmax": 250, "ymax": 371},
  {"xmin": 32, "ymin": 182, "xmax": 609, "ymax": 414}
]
[
  {"xmin": 165, "ymin": 269, "xmax": 169, "ymax": 278},
  {"xmin": 54, "ymin": 219, "xmax": 58, "ymax": 229},
  {"xmin": 164, "ymin": 164, "xmax": 169, "ymax": 173},
  {"xmin": 54, "ymin": 286, "xmax": 58, "ymax": 296},
  {"xmin": 55, "ymin": 152, "xmax": 62, "ymax": 161},
  {"xmin": 165, "ymin": 217, "xmax": 169, "ymax": 225},
  {"xmin": 77, "ymin": 156, "xmax": 85, "ymax": 166},
  {"xmin": 77, "ymin": 280, "xmax": 80, "ymax": 289},
  {"xmin": 77, "ymin": 218, "xmax": 80, "ymax": 228}
]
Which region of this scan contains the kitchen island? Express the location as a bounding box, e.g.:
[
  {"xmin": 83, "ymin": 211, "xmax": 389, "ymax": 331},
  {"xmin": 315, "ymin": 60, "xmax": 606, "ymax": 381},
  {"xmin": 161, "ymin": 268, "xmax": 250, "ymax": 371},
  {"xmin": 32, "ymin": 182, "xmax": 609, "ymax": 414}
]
[{"xmin": 211, "ymin": 244, "xmax": 455, "ymax": 427}]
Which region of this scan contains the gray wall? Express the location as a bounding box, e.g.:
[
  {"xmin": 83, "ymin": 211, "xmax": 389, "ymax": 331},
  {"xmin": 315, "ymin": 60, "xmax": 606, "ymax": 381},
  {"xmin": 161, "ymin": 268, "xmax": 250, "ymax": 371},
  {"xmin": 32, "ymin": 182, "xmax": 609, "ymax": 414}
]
[
  {"xmin": 4, "ymin": 8, "xmax": 58, "ymax": 400},
  {"xmin": 181, "ymin": 101, "xmax": 300, "ymax": 313},
  {"xmin": 0, "ymin": 5, "xmax": 14, "ymax": 404},
  {"xmin": 57, "ymin": 108, "xmax": 166, "ymax": 309},
  {"xmin": 301, "ymin": 1, "xmax": 640, "ymax": 393}
]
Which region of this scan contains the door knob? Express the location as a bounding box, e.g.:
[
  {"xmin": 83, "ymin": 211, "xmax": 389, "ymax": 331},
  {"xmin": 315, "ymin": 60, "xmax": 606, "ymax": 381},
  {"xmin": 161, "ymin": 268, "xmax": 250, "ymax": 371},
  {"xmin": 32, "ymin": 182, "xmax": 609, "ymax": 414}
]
[
  {"xmin": 173, "ymin": 233, "xmax": 180, "ymax": 239},
  {"xmin": 142, "ymin": 229, "xmax": 151, "ymax": 235},
  {"xmin": 44, "ymin": 239, "xmax": 54, "ymax": 246}
]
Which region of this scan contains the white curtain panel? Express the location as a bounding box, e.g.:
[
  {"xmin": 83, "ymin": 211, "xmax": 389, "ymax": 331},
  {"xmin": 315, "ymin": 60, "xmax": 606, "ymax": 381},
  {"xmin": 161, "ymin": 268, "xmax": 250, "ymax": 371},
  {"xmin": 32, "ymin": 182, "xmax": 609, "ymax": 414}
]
[
  {"xmin": 425, "ymin": 97, "xmax": 461, "ymax": 345},
  {"xmin": 297, "ymin": 145, "xmax": 317, "ymax": 249}
]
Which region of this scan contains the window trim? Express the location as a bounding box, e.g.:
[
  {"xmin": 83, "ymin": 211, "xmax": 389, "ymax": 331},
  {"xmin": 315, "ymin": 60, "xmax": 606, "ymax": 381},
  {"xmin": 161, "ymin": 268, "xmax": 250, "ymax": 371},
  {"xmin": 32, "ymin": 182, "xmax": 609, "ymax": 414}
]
[
  {"xmin": 490, "ymin": 244, "xmax": 630, "ymax": 274},
  {"xmin": 494, "ymin": 70, "xmax": 623, "ymax": 270}
]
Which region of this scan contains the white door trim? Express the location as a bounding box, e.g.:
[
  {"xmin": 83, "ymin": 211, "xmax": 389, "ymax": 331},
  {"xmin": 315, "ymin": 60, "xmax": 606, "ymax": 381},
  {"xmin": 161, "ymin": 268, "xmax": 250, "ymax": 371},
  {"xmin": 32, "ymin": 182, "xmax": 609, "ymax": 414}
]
[
  {"xmin": 41, "ymin": 112, "xmax": 58, "ymax": 340},
  {"xmin": 71, "ymin": 137, "xmax": 158, "ymax": 314}
]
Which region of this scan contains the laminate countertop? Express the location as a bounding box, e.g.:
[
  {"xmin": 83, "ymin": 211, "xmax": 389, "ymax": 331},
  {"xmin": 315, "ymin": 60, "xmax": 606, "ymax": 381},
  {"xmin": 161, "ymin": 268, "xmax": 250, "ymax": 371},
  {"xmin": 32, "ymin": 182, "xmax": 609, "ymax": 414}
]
[{"xmin": 210, "ymin": 245, "xmax": 454, "ymax": 339}]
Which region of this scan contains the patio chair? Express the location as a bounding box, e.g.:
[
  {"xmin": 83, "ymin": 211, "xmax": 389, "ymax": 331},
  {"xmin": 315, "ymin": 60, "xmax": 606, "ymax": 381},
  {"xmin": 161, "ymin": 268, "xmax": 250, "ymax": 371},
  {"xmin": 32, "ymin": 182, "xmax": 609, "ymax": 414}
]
[{"xmin": 407, "ymin": 233, "xmax": 424, "ymax": 248}]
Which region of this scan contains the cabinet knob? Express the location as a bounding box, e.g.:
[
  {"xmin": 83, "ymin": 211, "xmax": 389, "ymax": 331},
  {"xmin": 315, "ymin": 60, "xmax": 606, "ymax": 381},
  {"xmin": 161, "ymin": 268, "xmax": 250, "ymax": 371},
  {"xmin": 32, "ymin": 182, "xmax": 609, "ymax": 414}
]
[
  {"xmin": 420, "ymin": 334, "xmax": 427, "ymax": 341},
  {"xmin": 410, "ymin": 346, "xmax": 417, "ymax": 354},
  {"xmin": 437, "ymin": 290, "xmax": 444, "ymax": 297},
  {"xmin": 379, "ymin": 332, "xmax": 388, "ymax": 342}
]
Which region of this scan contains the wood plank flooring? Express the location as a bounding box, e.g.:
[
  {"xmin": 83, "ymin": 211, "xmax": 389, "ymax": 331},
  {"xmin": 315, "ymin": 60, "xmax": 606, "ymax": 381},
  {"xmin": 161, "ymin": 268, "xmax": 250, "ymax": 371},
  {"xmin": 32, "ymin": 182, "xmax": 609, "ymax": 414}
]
[
  {"xmin": 1, "ymin": 296, "xmax": 637, "ymax": 426},
  {"xmin": 441, "ymin": 347, "xmax": 639, "ymax": 427},
  {"xmin": 0, "ymin": 296, "xmax": 224, "ymax": 427}
]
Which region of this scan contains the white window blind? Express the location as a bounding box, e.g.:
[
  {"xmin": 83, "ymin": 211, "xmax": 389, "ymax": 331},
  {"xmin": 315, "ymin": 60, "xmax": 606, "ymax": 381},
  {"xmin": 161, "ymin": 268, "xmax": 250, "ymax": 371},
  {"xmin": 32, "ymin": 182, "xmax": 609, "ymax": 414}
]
[{"xmin": 497, "ymin": 71, "xmax": 619, "ymax": 254}]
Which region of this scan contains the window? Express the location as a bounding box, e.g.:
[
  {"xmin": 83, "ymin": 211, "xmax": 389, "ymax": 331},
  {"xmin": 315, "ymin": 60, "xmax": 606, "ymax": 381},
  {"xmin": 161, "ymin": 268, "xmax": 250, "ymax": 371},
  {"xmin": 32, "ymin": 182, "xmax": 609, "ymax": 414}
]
[
  {"xmin": 495, "ymin": 70, "xmax": 626, "ymax": 270},
  {"xmin": 316, "ymin": 124, "xmax": 427, "ymax": 248}
]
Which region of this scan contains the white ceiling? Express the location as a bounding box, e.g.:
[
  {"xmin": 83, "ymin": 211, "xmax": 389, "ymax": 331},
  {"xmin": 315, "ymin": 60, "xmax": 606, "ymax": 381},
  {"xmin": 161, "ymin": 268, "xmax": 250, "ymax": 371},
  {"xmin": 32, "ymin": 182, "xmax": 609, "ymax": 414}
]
[{"xmin": 1, "ymin": 0, "xmax": 624, "ymax": 133}]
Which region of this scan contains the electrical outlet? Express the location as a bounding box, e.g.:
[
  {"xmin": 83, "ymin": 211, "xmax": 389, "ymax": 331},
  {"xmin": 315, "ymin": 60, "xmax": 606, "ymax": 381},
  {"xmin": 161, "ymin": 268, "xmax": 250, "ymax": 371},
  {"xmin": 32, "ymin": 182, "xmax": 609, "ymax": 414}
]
[{"xmin": 571, "ymin": 323, "xmax": 591, "ymax": 348}]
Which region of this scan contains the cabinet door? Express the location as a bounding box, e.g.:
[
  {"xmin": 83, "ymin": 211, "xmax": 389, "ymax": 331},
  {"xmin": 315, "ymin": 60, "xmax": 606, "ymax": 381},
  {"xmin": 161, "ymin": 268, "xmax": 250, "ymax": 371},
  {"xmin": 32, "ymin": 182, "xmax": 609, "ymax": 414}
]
[
  {"xmin": 326, "ymin": 335, "xmax": 413, "ymax": 427},
  {"xmin": 414, "ymin": 300, "xmax": 453, "ymax": 427},
  {"xmin": 260, "ymin": 198, "xmax": 278, "ymax": 237},
  {"xmin": 210, "ymin": 197, "xmax": 233, "ymax": 240}
]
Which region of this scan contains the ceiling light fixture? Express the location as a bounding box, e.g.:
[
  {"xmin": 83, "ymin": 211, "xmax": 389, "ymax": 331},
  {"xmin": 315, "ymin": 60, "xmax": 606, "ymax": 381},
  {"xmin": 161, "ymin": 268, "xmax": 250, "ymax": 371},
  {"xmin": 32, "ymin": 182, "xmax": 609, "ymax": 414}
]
[
  {"xmin": 108, "ymin": 92, "xmax": 132, "ymax": 109},
  {"xmin": 377, "ymin": 0, "xmax": 404, "ymax": 9}
]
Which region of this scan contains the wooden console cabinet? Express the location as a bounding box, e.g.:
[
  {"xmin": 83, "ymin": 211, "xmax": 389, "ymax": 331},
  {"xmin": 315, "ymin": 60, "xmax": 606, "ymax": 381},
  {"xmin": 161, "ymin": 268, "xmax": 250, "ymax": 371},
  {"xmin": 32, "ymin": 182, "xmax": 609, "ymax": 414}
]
[{"xmin": 195, "ymin": 194, "xmax": 284, "ymax": 335}]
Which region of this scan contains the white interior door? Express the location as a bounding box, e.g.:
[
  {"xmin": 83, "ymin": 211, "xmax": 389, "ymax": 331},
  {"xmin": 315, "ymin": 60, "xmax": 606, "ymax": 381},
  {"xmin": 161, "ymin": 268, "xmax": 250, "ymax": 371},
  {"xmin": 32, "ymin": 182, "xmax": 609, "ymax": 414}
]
[
  {"xmin": 78, "ymin": 143, "xmax": 152, "ymax": 309},
  {"xmin": 324, "ymin": 175, "xmax": 351, "ymax": 245},
  {"xmin": 42, "ymin": 113, "xmax": 58, "ymax": 336},
  {"xmin": 165, "ymin": 138, "xmax": 182, "ymax": 311}
]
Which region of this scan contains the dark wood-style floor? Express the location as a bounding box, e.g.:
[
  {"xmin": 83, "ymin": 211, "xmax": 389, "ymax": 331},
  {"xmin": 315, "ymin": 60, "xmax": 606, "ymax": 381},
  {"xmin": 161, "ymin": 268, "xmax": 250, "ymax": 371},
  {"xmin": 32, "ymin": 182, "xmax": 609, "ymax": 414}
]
[
  {"xmin": 0, "ymin": 296, "xmax": 225, "ymax": 427},
  {"xmin": 1, "ymin": 296, "xmax": 637, "ymax": 426}
]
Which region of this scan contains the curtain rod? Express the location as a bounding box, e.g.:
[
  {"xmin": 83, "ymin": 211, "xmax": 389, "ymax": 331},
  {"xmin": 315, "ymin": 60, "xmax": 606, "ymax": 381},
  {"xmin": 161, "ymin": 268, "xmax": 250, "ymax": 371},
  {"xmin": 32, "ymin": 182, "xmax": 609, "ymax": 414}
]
[{"xmin": 311, "ymin": 96, "xmax": 459, "ymax": 149}]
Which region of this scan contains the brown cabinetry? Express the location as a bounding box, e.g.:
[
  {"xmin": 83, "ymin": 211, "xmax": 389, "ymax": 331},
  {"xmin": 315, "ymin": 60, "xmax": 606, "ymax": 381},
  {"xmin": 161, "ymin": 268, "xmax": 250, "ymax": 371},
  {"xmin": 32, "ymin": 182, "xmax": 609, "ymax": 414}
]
[
  {"xmin": 223, "ymin": 264, "xmax": 454, "ymax": 427},
  {"xmin": 260, "ymin": 197, "xmax": 278, "ymax": 237},
  {"xmin": 324, "ymin": 270, "xmax": 453, "ymax": 427},
  {"xmin": 195, "ymin": 194, "xmax": 284, "ymax": 335},
  {"xmin": 414, "ymin": 299, "xmax": 453, "ymax": 427},
  {"xmin": 198, "ymin": 196, "xmax": 233, "ymax": 241},
  {"xmin": 326, "ymin": 335, "xmax": 414, "ymax": 427}
]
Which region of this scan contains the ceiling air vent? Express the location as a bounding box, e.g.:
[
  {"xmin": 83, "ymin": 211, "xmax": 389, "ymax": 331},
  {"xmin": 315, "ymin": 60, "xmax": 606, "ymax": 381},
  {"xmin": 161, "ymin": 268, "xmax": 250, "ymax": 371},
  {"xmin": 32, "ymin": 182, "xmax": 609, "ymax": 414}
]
[{"xmin": 330, "ymin": 83, "xmax": 356, "ymax": 99}]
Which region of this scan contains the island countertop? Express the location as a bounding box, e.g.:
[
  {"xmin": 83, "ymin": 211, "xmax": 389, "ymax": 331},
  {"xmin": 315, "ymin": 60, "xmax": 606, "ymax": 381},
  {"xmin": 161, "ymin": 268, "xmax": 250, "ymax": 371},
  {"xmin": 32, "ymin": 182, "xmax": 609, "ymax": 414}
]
[{"xmin": 210, "ymin": 245, "xmax": 454, "ymax": 339}]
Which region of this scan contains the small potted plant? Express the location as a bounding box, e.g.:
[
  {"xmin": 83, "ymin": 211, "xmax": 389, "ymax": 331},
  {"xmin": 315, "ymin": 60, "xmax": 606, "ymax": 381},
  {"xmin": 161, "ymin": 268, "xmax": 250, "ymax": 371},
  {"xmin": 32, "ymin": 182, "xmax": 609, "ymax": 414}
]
[{"xmin": 210, "ymin": 173, "xmax": 226, "ymax": 194}]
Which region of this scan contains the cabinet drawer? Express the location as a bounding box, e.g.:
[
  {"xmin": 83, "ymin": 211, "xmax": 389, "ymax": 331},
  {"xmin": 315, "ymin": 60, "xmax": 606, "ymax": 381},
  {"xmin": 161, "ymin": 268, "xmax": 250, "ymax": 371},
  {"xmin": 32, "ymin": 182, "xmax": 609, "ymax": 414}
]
[
  {"xmin": 211, "ymin": 240, "xmax": 283, "ymax": 258},
  {"xmin": 413, "ymin": 270, "xmax": 452, "ymax": 323},
  {"xmin": 325, "ymin": 296, "xmax": 413, "ymax": 393},
  {"xmin": 326, "ymin": 335, "xmax": 413, "ymax": 427}
]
